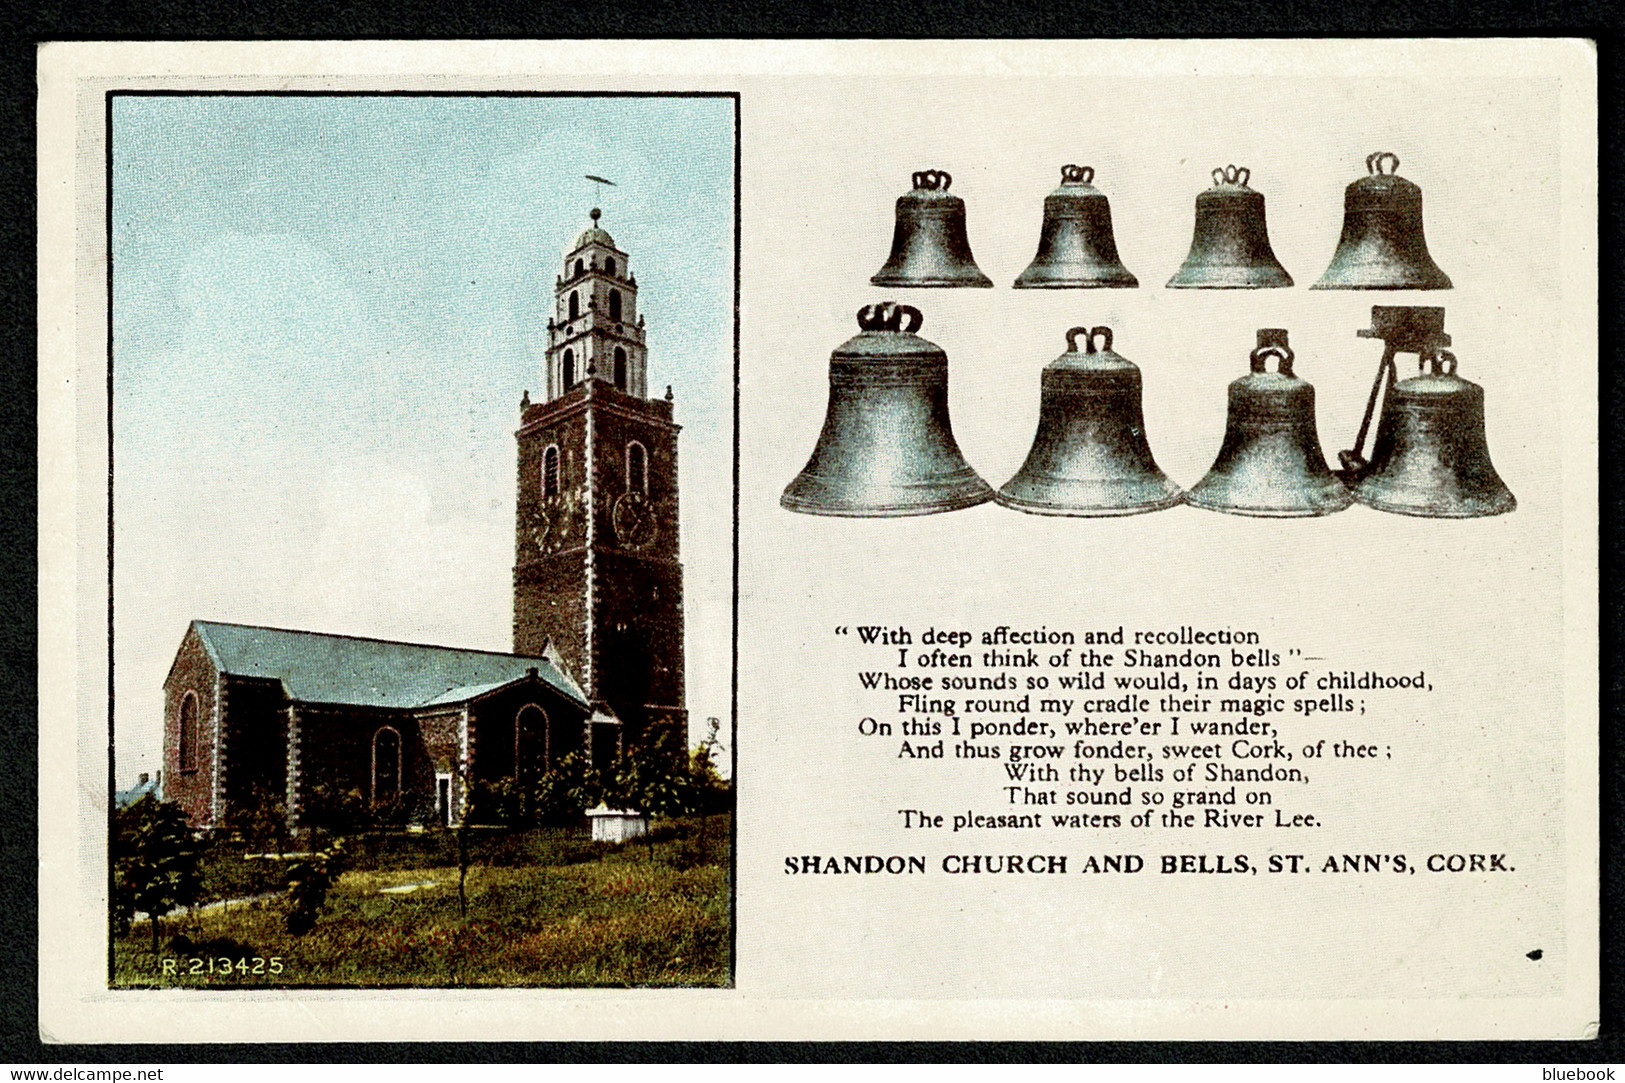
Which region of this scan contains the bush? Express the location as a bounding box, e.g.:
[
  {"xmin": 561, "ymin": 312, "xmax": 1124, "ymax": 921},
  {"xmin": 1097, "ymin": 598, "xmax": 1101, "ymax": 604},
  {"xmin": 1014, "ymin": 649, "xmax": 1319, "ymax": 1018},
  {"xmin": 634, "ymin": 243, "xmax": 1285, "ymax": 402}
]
[
  {"xmin": 283, "ymin": 839, "xmax": 345, "ymax": 936},
  {"xmin": 224, "ymin": 786, "xmax": 292, "ymax": 854},
  {"xmin": 113, "ymin": 795, "xmax": 203, "ymax": 952}
]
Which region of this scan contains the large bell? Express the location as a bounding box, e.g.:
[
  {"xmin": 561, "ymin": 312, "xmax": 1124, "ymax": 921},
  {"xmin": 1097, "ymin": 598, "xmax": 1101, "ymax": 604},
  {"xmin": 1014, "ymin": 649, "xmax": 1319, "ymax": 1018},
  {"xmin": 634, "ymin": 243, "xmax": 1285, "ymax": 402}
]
[
  {"xmin": 1339, "ymin": 307, "xmax": 1514, "ymax": 518},
  {"xmin": 1167, "ymin": 165, "xmax": 1293, "ymax": 289},
  {"xmin": 871, "ymin": 170, "xmax": 994, "ymax": 288},
  {"xmin": 1313, "ymin": 152, "xmax": 1452, "ymax": 290},
  {"xmin": 996, "ymin": 326, "xmax": 1180, "ymax": 515},
  {"xmin": 1185, "ymin": 330, "xmax": 1353, "ymax": 517},
  {"xmin": 781, "ymin": 302, "xmax": 994, "ymax": 516},
  {"xmin": 1013, "ymin": 166, "xmax": 1138, "ymax": 289}
]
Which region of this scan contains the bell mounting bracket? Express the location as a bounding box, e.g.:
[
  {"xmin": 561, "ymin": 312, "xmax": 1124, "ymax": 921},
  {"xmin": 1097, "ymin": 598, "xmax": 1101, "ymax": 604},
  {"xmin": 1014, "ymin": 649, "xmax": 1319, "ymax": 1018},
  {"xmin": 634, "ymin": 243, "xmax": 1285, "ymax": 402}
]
[
  {"xmin": 1358, "ymin": 305, "xmax": 1451, "ymax": 367},
  {"xmin": 1212, "ymin": 164, "xmax": 1251, "ymax": 187},
  {"xmin": 1060, "ymin": 164, "xmax": 1095, "ymax": 185},
  {"xmin": 910, "ymin": 170, "xmax": 952, "ymax": 191},
  {"xmin": 1250, "ymin": 329, "xmax": 1295, "ymax": 375},
  {"xmin": 1342, "ymin": 305, "xmax": 1452, "ymax": 477}
]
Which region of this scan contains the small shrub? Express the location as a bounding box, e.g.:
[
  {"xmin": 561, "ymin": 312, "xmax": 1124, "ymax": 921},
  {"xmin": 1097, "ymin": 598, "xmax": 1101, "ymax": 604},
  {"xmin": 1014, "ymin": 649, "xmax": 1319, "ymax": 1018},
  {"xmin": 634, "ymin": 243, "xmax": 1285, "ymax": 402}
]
[{"xmin": 284, "ymin": 840, "xmax": 345, "ymax": 935}]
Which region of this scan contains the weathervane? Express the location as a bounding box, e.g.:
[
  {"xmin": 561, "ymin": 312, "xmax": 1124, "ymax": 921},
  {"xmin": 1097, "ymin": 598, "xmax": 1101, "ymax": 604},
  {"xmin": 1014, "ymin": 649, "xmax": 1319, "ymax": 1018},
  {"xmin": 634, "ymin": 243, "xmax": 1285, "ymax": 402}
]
[{"xmin": 585, "ymin": 174, "xmax": 617, "ymax": 219}]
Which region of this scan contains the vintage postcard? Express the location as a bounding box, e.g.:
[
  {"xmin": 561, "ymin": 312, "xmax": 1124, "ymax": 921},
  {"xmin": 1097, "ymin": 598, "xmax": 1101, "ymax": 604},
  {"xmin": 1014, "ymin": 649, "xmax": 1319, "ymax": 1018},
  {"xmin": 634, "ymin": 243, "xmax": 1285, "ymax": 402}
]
[{"xmin": 38, "ymin": 39, "xmax": 1598, "ymax": 1042}]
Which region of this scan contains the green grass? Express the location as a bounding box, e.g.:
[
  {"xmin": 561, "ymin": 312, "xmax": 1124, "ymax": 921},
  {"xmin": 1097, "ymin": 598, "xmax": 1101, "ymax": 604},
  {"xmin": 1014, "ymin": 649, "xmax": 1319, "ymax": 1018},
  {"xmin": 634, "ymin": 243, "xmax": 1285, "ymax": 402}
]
[{"xmin": 113, "ymin": 816, "xmax": 731, "ymax": 988}]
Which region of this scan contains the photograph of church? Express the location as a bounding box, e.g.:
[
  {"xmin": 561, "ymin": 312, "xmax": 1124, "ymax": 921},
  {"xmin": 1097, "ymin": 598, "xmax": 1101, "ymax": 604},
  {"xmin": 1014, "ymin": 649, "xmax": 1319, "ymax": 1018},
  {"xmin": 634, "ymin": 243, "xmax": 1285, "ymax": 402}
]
[
  {"xmin": 110, "ymin": 95, "xmax": 734, "ymax": 986},
  {"xmin": 161, "ymin": 208, "xmax": 689, "ymax": 831}
]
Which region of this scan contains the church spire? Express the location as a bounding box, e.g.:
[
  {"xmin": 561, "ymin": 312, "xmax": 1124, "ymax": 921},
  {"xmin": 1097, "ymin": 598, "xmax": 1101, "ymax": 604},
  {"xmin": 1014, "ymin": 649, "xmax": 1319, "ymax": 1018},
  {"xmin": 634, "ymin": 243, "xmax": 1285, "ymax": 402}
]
[{"xmin": 545, "ymin": 207, "xmax": 647, "ymax": 400}]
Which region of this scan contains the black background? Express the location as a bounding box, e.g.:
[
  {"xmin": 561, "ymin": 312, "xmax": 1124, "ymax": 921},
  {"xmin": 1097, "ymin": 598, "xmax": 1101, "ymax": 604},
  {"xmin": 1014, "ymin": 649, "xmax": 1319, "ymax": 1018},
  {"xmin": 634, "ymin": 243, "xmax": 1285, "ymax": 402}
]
[{"xmin": 2, "ymin": 1, "xmax": 1620, "ymax": 1065}]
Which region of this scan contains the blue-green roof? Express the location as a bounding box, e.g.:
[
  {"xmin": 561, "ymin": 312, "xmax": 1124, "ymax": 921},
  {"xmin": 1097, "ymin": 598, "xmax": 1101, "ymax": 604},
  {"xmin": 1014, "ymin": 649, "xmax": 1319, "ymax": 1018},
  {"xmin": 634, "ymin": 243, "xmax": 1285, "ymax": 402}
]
[{"xmin": 190, "ymin": 621, "xmax": 588, "ymax": 710}]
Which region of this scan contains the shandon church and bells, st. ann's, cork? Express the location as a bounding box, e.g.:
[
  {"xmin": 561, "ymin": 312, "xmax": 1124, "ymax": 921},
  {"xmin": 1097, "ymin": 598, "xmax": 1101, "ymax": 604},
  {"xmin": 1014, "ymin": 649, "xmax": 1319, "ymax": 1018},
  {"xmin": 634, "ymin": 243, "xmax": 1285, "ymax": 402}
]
[{"xmin": 159, "ymin": 207, "xmax": 687, "ymax": 830}]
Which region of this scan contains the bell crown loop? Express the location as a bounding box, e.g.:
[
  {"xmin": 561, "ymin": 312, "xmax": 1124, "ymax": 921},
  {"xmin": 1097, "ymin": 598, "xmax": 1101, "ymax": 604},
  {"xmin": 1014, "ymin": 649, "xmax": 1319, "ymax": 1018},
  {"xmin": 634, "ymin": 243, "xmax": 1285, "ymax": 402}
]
[
  {"xmin": 1212, "ymin": 164, "xmax": 1252, "ymax": 188},
  {"xmin": 1396, "ymin": 348, "xmax": 1477, "ymax": 397},
  {"xmin": 1065, "ymin": 325, "xmax": 1113, "ymax": 353},
  {"xmin": 903, "ymin": 170, "xmax": 964, "ymax": 207},
  {"xmin": 1050, "ymin": 326, "xmax": 1139, "ymax": 379},
  {"xmin": 1428, "ymin": 348, "xmax": 1458, "ymax": 376},
  {"xmin": 1366, "ymin": 151, "xmax": 1401, "ymax": 176},
  {"xmin": 1249, "ymin": 342, "xmax": 1295, "ymax": 377},
  {"xmin": 1060, "ymin": 164, "xmax": 1096, "ymax": 186},
  {"xmin": 857, "ymin": 302, "xmax": 923, "ymax": 334}
]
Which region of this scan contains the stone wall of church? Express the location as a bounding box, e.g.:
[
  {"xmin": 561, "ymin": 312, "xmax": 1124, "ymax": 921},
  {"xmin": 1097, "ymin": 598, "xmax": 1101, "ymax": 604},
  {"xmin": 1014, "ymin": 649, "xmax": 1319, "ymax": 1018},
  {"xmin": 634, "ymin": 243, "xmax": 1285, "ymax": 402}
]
[
  {"xmin": 466, "ymin": 683, "xmax": 590, "ymax": 784},
  {"xmin": 291, "ymin": 705, "xmax": 435, "ymax": 827},
  {"xmin": 219, "ymin": 675, "xmax": 288, "ymax": 823},
  {"xmin": 513, "ymin": 558, "xmax": 590, "ymax": 682},
  {"xmin": 163, "ymin": 627, "xmax": 220, "ymax": 828},
  {"xmin": 590, "ymin": 402, "xmax": 678, "ymax": 549},
  {"xmin": 514, "ymin": 399, "xmax": 592, "ymax": 678},
  {"xmin": 592, "ymin": 548, "xmax": 686, "ymax": 748}
]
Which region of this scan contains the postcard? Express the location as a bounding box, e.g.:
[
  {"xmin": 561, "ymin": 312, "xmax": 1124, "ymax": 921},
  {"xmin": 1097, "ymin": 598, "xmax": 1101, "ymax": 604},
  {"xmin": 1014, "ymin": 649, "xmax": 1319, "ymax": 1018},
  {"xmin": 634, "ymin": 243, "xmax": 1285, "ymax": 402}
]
[{"xmin": 37, "ymin": 38, "xmax": 1598, "ymax": 1041}]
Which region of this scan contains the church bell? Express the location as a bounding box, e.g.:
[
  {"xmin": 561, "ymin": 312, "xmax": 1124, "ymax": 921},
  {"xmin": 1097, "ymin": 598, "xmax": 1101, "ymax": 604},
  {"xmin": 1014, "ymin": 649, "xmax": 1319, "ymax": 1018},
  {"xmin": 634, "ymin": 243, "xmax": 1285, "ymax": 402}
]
[
  {"xmin": 1313, "ymin": 153, "xmax": 1452, "ymax": 290},
  {"xmin": 1167, "ymin": 166, "xmax": 1294, "ymax": 289},
  {"xmin": 1339, "ymin": 306, "xmax": 1515, "ymax": 517},
  {"xmin": 996, "ymin": 326, "xmax": 1181, "ymax": 515},
  {"xmin": 781, "ymin": 302, "xmax": 994, "ymax": 516},
  {"xmin": 1185, "ymin": 330, "xmax": 1353, "ymax": 517},
  {"xmin": 871, "ymin": 170, "xmax": 994, "ymax": 288},
  {"xmin": 1013, "ymin": 166, "xmax": 1139, "ymax": 289},
  {"xmin": 1313, "ymin": 150, "xmax": 1456, "ymax": 291}
]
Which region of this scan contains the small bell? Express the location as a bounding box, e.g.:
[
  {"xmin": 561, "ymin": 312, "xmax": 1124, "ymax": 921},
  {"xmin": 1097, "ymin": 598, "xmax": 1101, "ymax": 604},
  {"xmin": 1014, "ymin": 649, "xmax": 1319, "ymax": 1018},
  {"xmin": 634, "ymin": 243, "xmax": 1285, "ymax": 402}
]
[
  {"xmin": 1339, "ymin": 307, "xmax": 1514, "ymax": 518},
  {"xmin": 996, "ymin": 326, "xmax": 1180, "ymax": 515},
  {"xmin": 1167, "ymin": 165, "xmax": 1293, "ymax": 289},
  {"xmin": 1186, "ymin": 330, "xmax": 1353, "ymax": 517},
  {"xmin": 781, "ymin": 302, "xmax": 994, "ymax": 516},
  {"xmin": 1013, "ymin": 166, "xmax": 1138, "ymax": 289},
  {"xmin": 871, "ymin": 170, "xmax": 994, "ymax": 288},
  {"xmin": 1313, "ymin": 152, "xmax": 1452, "ymax": 290},
  {"xmin": 1313, "ymin": 149, "xmax": 1456, "ymax": 291}
]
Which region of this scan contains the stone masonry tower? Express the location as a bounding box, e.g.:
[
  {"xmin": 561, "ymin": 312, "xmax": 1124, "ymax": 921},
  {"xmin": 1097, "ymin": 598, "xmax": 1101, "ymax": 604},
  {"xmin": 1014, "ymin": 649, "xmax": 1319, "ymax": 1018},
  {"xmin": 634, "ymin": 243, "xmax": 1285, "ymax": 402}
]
[{"xmin": 513, "ymin": 208, "xmax": 686, "ymax": 754}]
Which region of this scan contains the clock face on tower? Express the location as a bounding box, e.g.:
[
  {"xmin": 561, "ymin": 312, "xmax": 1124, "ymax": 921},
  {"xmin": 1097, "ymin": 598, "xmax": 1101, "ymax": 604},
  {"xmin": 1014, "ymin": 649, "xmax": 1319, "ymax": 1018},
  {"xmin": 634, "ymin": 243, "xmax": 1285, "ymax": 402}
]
[
  {"xmin": 612, "ymin": 491, "xmax": 658, "ymax": 551},
  {"xmin": 525, "ymin": 486, "xmax": 587, "ymax": 556},
  {"xmin": 524, "ymin": 504, "xmax": 556, "ymax": 555}
]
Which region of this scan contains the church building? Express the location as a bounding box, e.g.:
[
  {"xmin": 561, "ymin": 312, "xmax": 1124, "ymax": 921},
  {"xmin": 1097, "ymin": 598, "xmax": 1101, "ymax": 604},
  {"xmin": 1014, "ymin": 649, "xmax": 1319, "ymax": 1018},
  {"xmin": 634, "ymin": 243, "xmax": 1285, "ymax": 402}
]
[{"xmin": 160, "ymin": 208, "xmax": 686, "ymax": 831}]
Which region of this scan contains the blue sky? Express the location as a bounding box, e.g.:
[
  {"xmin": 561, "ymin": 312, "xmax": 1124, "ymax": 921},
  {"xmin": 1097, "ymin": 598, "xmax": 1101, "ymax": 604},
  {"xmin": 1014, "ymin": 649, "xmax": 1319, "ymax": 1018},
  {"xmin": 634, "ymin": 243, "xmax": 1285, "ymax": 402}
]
[{"xmin": 111, "ymin": 94, "xmax": 736, "ymax": 780}]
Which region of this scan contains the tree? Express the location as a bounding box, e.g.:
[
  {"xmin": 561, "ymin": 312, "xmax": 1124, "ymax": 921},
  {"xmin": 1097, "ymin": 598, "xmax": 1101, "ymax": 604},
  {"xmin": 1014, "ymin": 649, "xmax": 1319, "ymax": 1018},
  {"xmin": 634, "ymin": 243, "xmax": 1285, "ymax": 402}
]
[
  {"xmin": 531, "ymin": 750, "xmax": 600, "ymax": 824},
  {"xmin": 689, "ymin": 717, "xmax": 731, "ymax": 850},
  {"xmin": 283, "ymin": 839, "xmax": 344, "ymax": 935},
  {"xmin": 112, "ymin": 795, "xmax": 203, "ymax": 953},
  {"xmin": 604, "ymin": 729, "xmax": 692, "ymax": 859}
]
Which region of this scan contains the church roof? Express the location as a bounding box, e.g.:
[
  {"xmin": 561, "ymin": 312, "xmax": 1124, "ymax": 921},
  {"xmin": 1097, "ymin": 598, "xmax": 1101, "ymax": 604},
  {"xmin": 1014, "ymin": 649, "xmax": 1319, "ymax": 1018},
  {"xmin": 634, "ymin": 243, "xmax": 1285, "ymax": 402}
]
[
  {"xmin": 189, "ymin": 620, "xmax": 589, "ymax": 711},
  {"xmin": 573, "ymin": 208, "xmax": 620, "ymax": 251},
  {"xmin": 574, "ymin": 225, "xmax": 617, "ymax": 249}
]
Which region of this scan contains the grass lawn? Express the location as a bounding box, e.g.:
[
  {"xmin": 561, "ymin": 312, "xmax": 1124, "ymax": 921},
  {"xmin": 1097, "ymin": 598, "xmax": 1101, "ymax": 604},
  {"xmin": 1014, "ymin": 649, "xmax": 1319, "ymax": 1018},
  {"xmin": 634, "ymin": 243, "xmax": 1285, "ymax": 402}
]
[{"xmin": 112, "ymin": 817, "xmax": 731, "ymax": 988}]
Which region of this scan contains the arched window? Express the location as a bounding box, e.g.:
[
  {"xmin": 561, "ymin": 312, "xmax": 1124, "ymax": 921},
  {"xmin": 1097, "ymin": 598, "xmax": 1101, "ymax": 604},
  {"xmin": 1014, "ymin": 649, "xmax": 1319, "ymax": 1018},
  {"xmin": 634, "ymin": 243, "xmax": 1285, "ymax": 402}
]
[
  {"xmin": 613, "ymin": 347, "xmax": 628, "ymax": 390},
  {"xmin": 562, "ymin": 349, "xmax": 575, "ymax": 388},
  {"xmin": 627, "ymin": 441, "xmax": 648, "ymax": 494},
  {"xmin": 516, "ymin": 705, "xmax": 549, "ymax": 776},
  {"xmin": 372, "ymin": 727, "xmax": 401, "ymax": 805},
  {"xmin": 542, "ymin": 445, "xmax": 560, "ymax": 496},
  {"xmin": 608, "ymin": 289, "xmax": 622, "ymax": 321},
  {"xmin": 604, "ymin": 257, "xmax": 616, "ymax": 275},
  {"xmin": 573, "ymin": 258, "xmax": 584, "ymax": 277},
  {"xmin": 568, "ymin": 291, "xmax": 580, "ymax": 321},
  {"xmin": 177, "ymin": 692, "xmax": 199, "ymax": 772}
]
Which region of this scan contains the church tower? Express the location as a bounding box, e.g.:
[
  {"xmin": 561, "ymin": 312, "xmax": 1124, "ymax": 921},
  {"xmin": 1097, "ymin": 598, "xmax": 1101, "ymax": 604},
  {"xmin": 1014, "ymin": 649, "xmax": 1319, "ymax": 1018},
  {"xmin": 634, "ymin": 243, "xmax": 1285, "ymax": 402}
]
[{"xmin": 513, "ymin": 208, "xmax": 686, "ymax": 754}]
